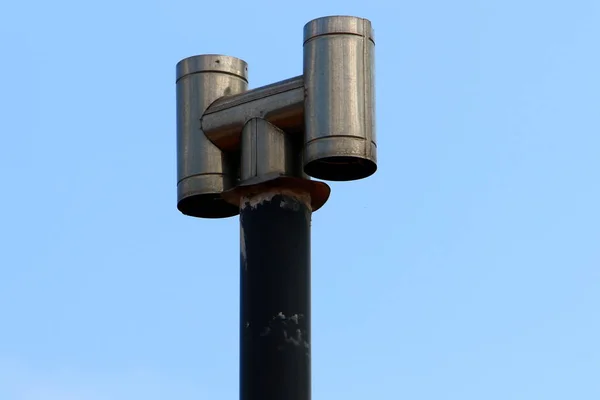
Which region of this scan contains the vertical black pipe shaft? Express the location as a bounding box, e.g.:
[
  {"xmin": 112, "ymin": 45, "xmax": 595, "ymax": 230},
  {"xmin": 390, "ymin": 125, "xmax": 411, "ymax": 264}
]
[{"xmin": 240, "ymin": 191, "xmax": 311, "ymax": 400}]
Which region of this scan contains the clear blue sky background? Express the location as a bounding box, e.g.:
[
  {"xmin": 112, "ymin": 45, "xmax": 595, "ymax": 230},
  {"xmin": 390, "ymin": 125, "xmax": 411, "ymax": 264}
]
[{"xmin": 1, "ymin": 0, "xmax": 599, "ymax": 399}]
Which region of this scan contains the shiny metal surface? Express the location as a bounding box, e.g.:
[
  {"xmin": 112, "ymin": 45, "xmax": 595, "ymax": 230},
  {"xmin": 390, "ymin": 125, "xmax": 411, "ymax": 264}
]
[
  {"xmin": 176, "ymin": 54, "xmax": 248, "ymax": 81},
  {"xmin": 303, "ymin": 16, "xmax": 377, "ymax": 181},
  {"xmin": 222, "ymin": 118, "xmax": 330, "ymax": 212},
  {"xmin": 202, "ymin": 76, "xmax": 304, "ymax": 151},
  {"xmin": 176, "ymin": 55, "xmax": 248, "ymax": 218},
  {"xmin": 240, "ymin": 118, "xmax": 303, "ymax": 184}
]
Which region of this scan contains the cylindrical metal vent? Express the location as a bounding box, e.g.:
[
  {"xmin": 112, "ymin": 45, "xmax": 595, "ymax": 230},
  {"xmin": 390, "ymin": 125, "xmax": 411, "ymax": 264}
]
[
  {"xmin": 303, "ymin": 16, "xmax": 377, "ymax": 181},
  {"xmin": 176, "ymin": 55, "xmax": 248, "ymax": 218}
]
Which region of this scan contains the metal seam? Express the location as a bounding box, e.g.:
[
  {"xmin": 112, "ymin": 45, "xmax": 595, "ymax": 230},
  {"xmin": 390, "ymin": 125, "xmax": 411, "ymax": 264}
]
[{"xmin": 176, "ymin": 70, "xmax": 249, "ymax": 84}]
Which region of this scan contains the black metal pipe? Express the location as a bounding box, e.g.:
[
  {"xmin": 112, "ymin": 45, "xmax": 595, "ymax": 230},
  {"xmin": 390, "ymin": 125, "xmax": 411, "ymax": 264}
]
[{"xmin": 240, "ymin": 191, "xmax": 311, "ymax": 400}]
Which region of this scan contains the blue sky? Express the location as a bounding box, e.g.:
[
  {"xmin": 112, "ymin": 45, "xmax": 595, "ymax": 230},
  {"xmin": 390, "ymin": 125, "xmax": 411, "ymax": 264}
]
[{"xmin": 1, "ymin": 0, "xmax": 599, "ymax": 399}]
